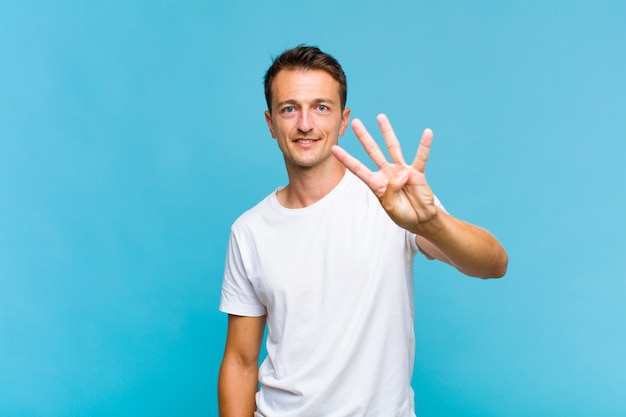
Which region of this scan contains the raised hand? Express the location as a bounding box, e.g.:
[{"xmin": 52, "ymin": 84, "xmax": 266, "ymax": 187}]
[{"xmin": 331, "ymin": 114, "xmax": 438, "ymax": 234}]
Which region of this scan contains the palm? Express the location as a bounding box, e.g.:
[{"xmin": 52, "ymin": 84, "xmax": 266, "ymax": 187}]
[{"xmin": 331, "ymin": 114, "xmax": 437, "ymax": 233}]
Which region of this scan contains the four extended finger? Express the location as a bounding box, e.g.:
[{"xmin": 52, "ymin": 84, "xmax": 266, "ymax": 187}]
[
  {"xmin": 376, "ymin": 114, "xmax": 407, "ymax": 166},
  {"xmin": 411, "ymin": 128, "xmax": 433, "ymax": 174},
  {"xmin": 351, "ymin": 118, "xmax": 389, "ymax": 169},
  {"xmin": 331, "ymin": 144, "xmax": 375, "ymax": 185}
]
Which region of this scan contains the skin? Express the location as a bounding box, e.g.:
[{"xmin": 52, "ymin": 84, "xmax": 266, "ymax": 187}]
[
  {"xmin": 332, "ymin": 115, "xmax": 508, "ymax": 278},
  {"xmin": 264, "ymin": 69, "xmax": 351, "ymax": 208},
  {"xmin": 218, "ymin": 315, "xmax": 265, "ymax": 417},
  {"xmin": 218, "ymin": 68, "xmax": 508, "ymax": 417}
]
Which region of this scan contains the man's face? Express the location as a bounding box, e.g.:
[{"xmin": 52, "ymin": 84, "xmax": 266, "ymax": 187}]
[{"xmin": 265, "ymin": 69, "xmax": 350, "ymax": 170}]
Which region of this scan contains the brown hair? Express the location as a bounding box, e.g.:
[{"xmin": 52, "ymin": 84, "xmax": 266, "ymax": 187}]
[{"xmin": 264, "ymin": 45, "xmax": 347, "ymax": 113}]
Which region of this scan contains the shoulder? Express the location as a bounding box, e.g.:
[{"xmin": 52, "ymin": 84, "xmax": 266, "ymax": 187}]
[{"xmin": 231, "ymin": 191, "xmax": 277, "ymax": 232}]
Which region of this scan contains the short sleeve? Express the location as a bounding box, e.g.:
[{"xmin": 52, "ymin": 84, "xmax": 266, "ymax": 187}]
[
  {"xmin": 219, "ymin": 231, "xmax": 267, "ymax": 317},
  {"xmin": 434, "ymin": 194, "xmax": 447, "ymax": 214}
]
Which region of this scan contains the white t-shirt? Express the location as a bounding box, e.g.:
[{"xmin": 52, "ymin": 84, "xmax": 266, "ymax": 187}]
[{"xmin": 220, "ymin": 170, "xmax": 439, "ymax": 417}]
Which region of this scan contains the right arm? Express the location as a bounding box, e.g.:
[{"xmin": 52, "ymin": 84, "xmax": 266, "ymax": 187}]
[{"xmin": 218, "ymin": 314, "xmax": 266, "ymax": 417}]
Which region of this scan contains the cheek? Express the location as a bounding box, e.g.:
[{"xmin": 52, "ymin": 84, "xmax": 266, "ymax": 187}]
[
  {"xmin": 271, "ymin": 118, "xmax": 290, "ymax": 137},
  {"xmin": 278, "ymin": 120, "xmax": 298, "ymax": 136}
]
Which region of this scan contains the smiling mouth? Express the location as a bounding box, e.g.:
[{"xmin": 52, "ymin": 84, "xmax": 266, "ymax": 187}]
[{"xmin": 294, "ymin": 138, "xmax": 320, "ymax": 143}]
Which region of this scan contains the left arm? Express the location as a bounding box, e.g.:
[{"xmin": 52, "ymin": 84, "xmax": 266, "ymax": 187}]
[
  {"xmin": 413, "ymin": 211, "xmax": 508, "ymax": 278},
  {"xmin": 331, "ymin": 114, "xmax": 507, "ymax": 279}
]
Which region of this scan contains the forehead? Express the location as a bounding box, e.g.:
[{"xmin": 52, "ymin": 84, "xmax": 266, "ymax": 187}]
[{"xmin": 270, "ymin": 69, "xmax": 341, "ymax": 105}]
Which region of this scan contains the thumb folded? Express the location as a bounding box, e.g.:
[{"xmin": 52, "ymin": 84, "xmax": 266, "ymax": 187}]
[{"xmin": 387, "ymin": 169, "xmax": 410, "ymax": 191}]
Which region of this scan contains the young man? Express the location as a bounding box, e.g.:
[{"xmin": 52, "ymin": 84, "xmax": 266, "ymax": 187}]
[{"xmin": 218, "ymin": 45, "xmax": 508, "ymax": 417}]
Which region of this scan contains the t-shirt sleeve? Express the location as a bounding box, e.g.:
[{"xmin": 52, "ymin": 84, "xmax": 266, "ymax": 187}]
[
  {"xmin": 219, "ymin": 231, "xmax": 267, "ymax": 317},
  {"xmin": 434, "ymin": 194, "xmax": 447, "ymax": 213}
]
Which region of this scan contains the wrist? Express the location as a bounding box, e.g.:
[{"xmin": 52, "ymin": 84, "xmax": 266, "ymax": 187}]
[{"xmin": 411, "ymin": 208, "xmax": 446, "ymax": 239}]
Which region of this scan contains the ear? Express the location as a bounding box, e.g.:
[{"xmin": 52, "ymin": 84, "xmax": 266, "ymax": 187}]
[
  {"xmin": 264, "ymin": 110, "xmax": 276, "ymax": 138},
  {"xmin": 338, "ymin": 107, "xmax": 351, "ymax": 136}
]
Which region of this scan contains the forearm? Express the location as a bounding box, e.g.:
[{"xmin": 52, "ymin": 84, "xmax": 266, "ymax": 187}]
[
  {"xmin": 416, "ymin": 210, "xmax": 508, "ymax": 279},
  {"xmin": 218, "ymin": 359, "xmax": 259, "ymax": 417}
]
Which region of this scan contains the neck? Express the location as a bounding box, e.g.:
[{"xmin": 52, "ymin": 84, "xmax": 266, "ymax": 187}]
[{"xmin": 277, "ymin": 160, "xmax": 346, "ymax": 208}]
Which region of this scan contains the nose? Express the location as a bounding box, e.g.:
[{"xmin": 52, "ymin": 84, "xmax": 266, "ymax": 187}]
[{"xmin": 297, "ymin": 110, "xmax": 313, "ymax": 133}]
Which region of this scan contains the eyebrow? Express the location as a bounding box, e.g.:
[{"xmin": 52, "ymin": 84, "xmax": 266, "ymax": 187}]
[{"xmin": 276, "ymin": 98, "xmax": 337, "ymax": 107}]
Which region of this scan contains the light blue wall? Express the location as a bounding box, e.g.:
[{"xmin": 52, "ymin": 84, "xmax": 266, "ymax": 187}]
[{"xmin": 1, "ymin": 1, "xmax": 625, "ymax": 416}]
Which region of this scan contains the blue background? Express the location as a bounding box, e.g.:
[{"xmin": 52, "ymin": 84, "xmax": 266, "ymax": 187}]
[{"xmin": 1, "ymin": 1, "xmax": 625, "ymax": 416}]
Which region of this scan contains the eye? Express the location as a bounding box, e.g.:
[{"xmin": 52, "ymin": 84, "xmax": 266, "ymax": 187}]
[
  {"xmin": 283, "ymin": 106, "xmax": 295, "ymax": 113},
  {"xmin": 317, "ymin": 104, "xmax": 328, "ymax": 111}
]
